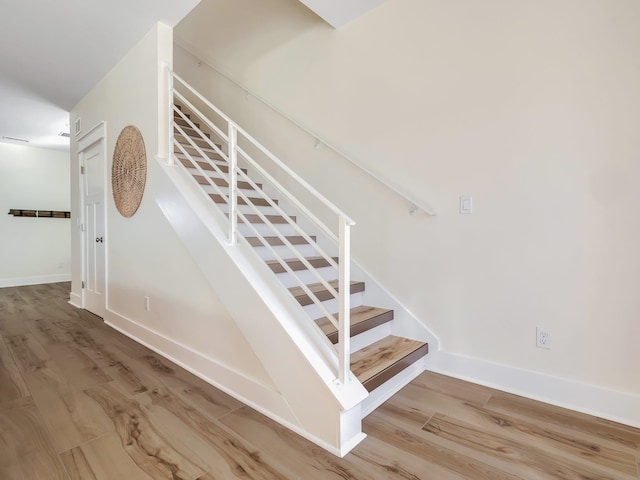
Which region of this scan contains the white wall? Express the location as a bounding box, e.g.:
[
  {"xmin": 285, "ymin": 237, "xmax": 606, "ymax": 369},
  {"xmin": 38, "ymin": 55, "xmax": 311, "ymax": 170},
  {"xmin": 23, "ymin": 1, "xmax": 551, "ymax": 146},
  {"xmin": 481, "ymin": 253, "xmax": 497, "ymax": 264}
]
[
  {"xmin": 174, "ymin": 0, "xmax": 640, "ymax": 404},
  {"xmin": 70, "ymin": 23, "xmax": 274, "ymax": 389},
  {"xmin": 0, "ymin": 143, "xmax": 70, "ymax": 287}
]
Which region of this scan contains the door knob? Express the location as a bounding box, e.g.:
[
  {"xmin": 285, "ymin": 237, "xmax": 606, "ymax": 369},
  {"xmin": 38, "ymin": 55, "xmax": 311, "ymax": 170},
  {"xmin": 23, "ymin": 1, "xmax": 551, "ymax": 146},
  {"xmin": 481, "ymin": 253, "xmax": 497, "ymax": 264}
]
[{"xmin": 96, "ymin": 237, "xmax": 103, "ymax": 243}]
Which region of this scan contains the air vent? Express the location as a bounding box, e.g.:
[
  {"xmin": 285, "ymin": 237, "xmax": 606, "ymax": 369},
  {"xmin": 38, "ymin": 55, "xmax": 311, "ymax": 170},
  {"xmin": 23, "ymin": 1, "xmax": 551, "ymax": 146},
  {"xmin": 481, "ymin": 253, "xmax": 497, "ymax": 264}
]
[
  {"xmin": 2, "ymin": 136, "xmax": 29, "ymax": 143},
  {"xmin": 58, "ymin": 132, "xmax": 71, "ymax": 138}
]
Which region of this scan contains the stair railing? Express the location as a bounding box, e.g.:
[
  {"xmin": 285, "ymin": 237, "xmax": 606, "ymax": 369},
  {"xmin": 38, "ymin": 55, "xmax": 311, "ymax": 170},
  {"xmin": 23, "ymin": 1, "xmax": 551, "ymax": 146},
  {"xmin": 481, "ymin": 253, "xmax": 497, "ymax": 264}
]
[
  {"xmin": 166, "ymin": 66, "xmax": 355, "ymax": 385},
  {"xmin": 187, "ymin": 57, "xmax": 436, "ymax": 216}
]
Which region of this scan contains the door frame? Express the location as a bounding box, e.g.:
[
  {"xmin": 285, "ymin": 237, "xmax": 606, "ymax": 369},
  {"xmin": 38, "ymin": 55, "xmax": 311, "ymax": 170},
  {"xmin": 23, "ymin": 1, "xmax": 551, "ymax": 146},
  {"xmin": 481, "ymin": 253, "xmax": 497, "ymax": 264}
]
[{"xmin": 77, "ymin": 121, "xmax": 108, "ymax": 313}]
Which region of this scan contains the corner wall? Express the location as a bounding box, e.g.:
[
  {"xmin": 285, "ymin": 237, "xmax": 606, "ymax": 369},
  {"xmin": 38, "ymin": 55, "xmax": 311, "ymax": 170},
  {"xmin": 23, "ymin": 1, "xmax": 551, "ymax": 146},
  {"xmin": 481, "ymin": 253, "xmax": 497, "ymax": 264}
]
[
  {"xmin": 0, "ymin": 143, "xmax": 70, "ymax": 287},
  {"xmin": 69, "ymin": 23, "xmax": 274, "ymax": 393},
  {"xmin": 174, "ymin": 0, "xmax": 640, "ymax": 424}
]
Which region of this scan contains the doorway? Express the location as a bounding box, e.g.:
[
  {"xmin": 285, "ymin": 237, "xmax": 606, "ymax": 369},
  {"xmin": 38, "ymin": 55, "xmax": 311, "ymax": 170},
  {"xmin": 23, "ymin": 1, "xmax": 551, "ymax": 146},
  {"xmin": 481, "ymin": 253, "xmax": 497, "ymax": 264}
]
[{"xmin": 79, "ymin": 132, "xmax": 106, "ymax": 317}]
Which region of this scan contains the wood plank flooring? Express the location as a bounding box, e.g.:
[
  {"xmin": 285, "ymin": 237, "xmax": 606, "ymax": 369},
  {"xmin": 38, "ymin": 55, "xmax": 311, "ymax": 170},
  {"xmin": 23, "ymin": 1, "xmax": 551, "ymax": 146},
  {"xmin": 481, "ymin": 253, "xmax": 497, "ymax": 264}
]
[{"xmin": 1, "ymin": 282, "xmax": 638, "ymax": 479}]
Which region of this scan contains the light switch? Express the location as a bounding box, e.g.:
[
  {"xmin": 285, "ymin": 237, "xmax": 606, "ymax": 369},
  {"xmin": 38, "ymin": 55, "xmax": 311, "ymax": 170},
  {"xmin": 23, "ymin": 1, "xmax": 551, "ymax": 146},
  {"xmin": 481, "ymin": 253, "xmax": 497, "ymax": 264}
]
[{"xmin": 460, "ymin": 196, "xmax": 473, "ymax": 214}]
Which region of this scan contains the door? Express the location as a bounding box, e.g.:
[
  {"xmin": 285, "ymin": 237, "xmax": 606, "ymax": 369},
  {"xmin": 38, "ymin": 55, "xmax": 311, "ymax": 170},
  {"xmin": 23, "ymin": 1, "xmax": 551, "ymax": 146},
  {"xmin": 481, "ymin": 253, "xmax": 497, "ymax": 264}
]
[{"xmin": 83, "ymin": 140, "xmax": 106, "ymax": 317}]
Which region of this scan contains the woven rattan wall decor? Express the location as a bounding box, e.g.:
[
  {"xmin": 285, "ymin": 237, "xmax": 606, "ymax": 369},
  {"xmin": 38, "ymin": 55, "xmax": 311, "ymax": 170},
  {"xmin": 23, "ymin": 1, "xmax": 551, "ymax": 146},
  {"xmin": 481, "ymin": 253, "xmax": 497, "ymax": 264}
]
[{"xmin": 112, "ymin": 125, "xmax": 147, "ymax": 218}]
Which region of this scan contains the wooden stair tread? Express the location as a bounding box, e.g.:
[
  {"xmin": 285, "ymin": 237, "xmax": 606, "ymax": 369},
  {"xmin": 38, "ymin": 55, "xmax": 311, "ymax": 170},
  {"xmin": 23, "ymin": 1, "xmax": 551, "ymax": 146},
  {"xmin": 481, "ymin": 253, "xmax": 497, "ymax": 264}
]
[
  {"xmin": 315, "ymin": 305, "xmax": 394, "ymax": 343},
  {"xmin": 174, "ymin": 143, "xmax": 221, "ymax": 154},
  {"xmin": 351, "ymin": 336, "xmax": 428, "ymax": 392},
  {"xmin": 176, "ymin": 149, "xmax": 225, "ymax": 161},
  {"xmin": 173, "ymin": 107, "xmax": 213, "ymax": 140},
  {"xmin": 175, "ymin": 150, "xmax": 225, "ymax": 163},
  {"xmin": 180, "ymin": 151, "xmax": 223, "ymax": 161},
  {"xmin": 177, "ymin": 126, "xmax": 210, "ymax": 138},
  {"xmin": 178, "ymin": 157, "xmax": 247, "ymax": 174},
  {"xmin": 175, "ymin": 136, "xmax": 221, "ymax": 150},
  {"xmin": 209, "ymin": 194, "xmax": 277, "ymax": 207},
  {"xmin": 246, "ymin": 236, "xmax": 315, "ymax": 247},
  {"xmin": 289, "ymin": 280, "xmax": 364, "ymax": 306},
  {"xmin": 175, "ymin": 139, "xmax": 222, "ymax": 152},
  {"xmin": 176, "ymin": 152, "xmax": 224, "ymax": 163},
  {"xmin": 267, "ymin": 256, "xmax": 337, "ymax": 273},
  {"xmin": 193, "ymin": 175, "xmax": 259, "ymax": 190},
  {"xmin": 174, "ymin": 117, "xmax": 200, "ymax": 129},
  {"xmin": 231, "ymin": 214, "xmax": 295, "ymax": 224}
]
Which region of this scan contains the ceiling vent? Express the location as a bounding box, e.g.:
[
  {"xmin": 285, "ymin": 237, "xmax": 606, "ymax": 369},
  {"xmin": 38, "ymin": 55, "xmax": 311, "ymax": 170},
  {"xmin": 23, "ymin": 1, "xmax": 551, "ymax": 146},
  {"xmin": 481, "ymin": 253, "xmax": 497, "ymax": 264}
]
[
  {"xmin": 2, "ymin": 136, "xmax": 29, "ymax": 143},
  {"xmin": 58, "ymin": 132, "xmax": 70, "ymax": 138}
]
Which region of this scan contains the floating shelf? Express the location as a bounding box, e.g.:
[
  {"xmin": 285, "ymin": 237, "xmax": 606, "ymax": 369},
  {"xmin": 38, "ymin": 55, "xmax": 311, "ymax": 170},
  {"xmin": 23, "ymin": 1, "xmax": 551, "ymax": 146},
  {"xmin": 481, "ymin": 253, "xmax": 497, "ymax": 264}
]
[{"xmin": 8, "ymin": 209, "xmax": 70, "ymax": 218}]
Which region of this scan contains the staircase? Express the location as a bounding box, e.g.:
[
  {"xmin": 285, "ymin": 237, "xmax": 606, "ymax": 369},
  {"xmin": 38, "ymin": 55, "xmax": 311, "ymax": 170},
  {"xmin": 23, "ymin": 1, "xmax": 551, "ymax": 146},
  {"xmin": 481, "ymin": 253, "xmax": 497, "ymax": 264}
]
[
  {"xmin": 160, "ymin": 69, "xmax": 432, "ymax": 456},
  {"xmin": 173, "ymin": 107, "xmax": 428, "ymax": 392}
]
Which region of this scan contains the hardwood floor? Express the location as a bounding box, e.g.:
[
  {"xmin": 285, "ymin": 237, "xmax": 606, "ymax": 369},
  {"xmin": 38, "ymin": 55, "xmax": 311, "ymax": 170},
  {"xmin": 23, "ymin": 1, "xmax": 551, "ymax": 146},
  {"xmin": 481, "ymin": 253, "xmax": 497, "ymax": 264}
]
[{"xmin": 0, "ymin": 282, "xmax": 638, "ymax": 479}]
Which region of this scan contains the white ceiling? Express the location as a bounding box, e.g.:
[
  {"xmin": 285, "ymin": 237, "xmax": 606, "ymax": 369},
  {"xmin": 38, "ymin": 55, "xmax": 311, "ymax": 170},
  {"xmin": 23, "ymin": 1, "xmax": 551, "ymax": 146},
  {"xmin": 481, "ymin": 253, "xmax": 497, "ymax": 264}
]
[
  {"xmin": 0, "ymin": 0, "xmax": 200, "ymax": 151},
  {"xmin": 298, "ymin": 0, "xmax": 387, "ymax": 28}
]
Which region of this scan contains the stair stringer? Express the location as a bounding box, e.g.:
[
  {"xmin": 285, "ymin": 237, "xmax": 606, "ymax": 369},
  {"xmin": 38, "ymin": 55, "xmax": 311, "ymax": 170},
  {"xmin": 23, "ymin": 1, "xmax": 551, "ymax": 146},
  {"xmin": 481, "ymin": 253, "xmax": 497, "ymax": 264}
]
[{"xmin": 155, "ymin": 157, "xmax": 369, "ymax": 456}]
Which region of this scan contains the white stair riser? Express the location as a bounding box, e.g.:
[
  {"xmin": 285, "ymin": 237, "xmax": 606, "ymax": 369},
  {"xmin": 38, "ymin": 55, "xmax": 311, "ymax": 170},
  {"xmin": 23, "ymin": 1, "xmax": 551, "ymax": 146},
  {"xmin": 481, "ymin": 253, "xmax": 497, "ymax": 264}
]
[
  {"xmin": 175, "ymin": 143, "xmax": 221, "ymax": 154},
  {"xmin": 275, "ymin": 266, "xmax": 338, "ymax": 289},
  {"xmin": 176, "ymin": 132, "xmax": 227, "ymax": 151},
  {"xmin": 302, "ymin": 292, "xmax": 363, "ymax": 318},
  {"xmin": 361, "ymin": 357, "xmax": 427, "ymax": 418},
  {"xmin": 250, "ymin": 243, "xmax": 320, "ymax": 261},
  {"xmin": 175, "ymin": 134, "xmax": 220, "ymax": 146},
  {"xmin": 238, "ymin": 223, "xmax": 299, "ymax": 237},
  {"xmin": 176, "ymin": 126, "xmax": 221, "ymax": 140},
  {"xmin": 180, "ymin": 161, "xmax": 227, "ymax": 172},
  {"xmin": 176, "ymin": 137, "xmax": 216, "ymax": 149},
  {"xmin": 184, "ymin": 164, "xmax": 229, "ymax": 176},
  {"xmin": 175, "ymin": 150, "xmax": 224, "ymax": 162},
  {"xmin": 185, "ymin": 169, "xmax": 262, "ymax": 189},
  {"xmin": 217, "ymin": 204, "xmax": 279, "ymax": 216},
  {"xmin": 202, "ymin": 185, "xmax": 265, "ymax": 199},
  {"xmin": 347, "ymin": 323, "xmax": 392, "ymax": 354}
]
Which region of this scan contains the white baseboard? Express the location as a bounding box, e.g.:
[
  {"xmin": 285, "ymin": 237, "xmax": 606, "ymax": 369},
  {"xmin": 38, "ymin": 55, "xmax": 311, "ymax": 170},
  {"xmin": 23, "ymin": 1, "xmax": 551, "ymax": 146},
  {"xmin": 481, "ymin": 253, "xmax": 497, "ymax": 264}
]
[
  {"xmin": 426, "ymin": 351, "xmax": 640, "ymax": 429},
  {"xmin": 0, "ymin": 274, "xmax": 71, "ymax": 288},
  {"xmin": 68, "ymin": 292, "xmax": 83, "ymax": 308},
  {"xmin": 336, "ymin": 432, "xmax": 367, "ymax": 458}
]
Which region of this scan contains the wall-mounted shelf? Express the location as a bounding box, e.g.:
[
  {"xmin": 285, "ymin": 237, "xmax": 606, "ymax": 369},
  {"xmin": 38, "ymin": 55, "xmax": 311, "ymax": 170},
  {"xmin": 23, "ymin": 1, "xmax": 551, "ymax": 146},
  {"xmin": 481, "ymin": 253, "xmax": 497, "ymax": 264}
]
[{"xmin": 8, "ymin": 209, "xmax": 70, "ymax": 218}]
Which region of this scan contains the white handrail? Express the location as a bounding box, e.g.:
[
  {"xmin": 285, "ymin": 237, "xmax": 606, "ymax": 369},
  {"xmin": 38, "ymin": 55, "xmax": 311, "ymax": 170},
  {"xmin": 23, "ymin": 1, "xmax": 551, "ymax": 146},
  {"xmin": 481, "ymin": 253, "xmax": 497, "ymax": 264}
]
[
  {"xmin": 233, "ymin": 170, "xmax": 340, "ymax": 301},
  {"xmin": 170, "ymin": 68, "xmax": 356, "ymax": 226},
  {"xmin": 183, "ymin": 57, "xmax": 437, "ymax": 217},
  {"xmin": 236, "ymin": 146, "xmax": 340, "ymax": 245},
  {"xmin": 167, "ymin": 67, "xmax": 354, "ymax": 385}
]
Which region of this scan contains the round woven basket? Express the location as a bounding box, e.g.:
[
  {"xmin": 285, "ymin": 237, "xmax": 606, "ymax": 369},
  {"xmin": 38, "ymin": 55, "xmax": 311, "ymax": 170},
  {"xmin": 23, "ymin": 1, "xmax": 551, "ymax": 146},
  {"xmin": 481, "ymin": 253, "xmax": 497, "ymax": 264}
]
[{"xmin": 112, "ymin": 126, "xmax": 147, "ymax": 218}]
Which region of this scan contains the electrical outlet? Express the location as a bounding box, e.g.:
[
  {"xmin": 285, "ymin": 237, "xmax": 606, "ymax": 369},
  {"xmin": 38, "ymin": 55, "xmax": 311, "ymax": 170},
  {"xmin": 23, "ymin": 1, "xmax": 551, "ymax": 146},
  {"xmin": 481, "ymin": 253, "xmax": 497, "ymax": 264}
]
[{"xmin": 536, "ymin": 327, "xmax": 552, "ymax": 349}]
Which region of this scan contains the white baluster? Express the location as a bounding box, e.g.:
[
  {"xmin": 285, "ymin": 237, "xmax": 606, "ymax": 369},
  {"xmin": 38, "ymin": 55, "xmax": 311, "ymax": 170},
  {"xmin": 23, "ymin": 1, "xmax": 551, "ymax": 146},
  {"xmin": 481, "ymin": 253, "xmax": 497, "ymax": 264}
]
[
  {"xmin": 338, "ymin": 217, "xmax": 351, "ymax": 384},
  {"xmin": 228, "ymin": 124, "xmax": 238, "ymax": 245},
  {"xmin": 166, "ymin": 65, "xmax": 174, "ymax": 166}
]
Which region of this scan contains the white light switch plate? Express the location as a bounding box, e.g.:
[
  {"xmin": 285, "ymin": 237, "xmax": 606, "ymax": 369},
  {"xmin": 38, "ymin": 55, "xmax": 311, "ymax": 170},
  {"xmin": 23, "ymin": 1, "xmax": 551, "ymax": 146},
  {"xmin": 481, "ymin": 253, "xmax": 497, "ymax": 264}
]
[{"xmin": 460, "ymin": 196, "xmax": 473, "ymax": 214}]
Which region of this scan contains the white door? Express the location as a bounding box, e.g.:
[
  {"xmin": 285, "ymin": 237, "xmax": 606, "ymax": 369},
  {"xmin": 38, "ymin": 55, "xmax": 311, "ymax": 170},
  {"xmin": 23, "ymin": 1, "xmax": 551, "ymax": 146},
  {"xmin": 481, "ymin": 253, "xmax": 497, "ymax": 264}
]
[{"xmin": 83, "ymin": 140, "xmax": 106, "ymax": 317}]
